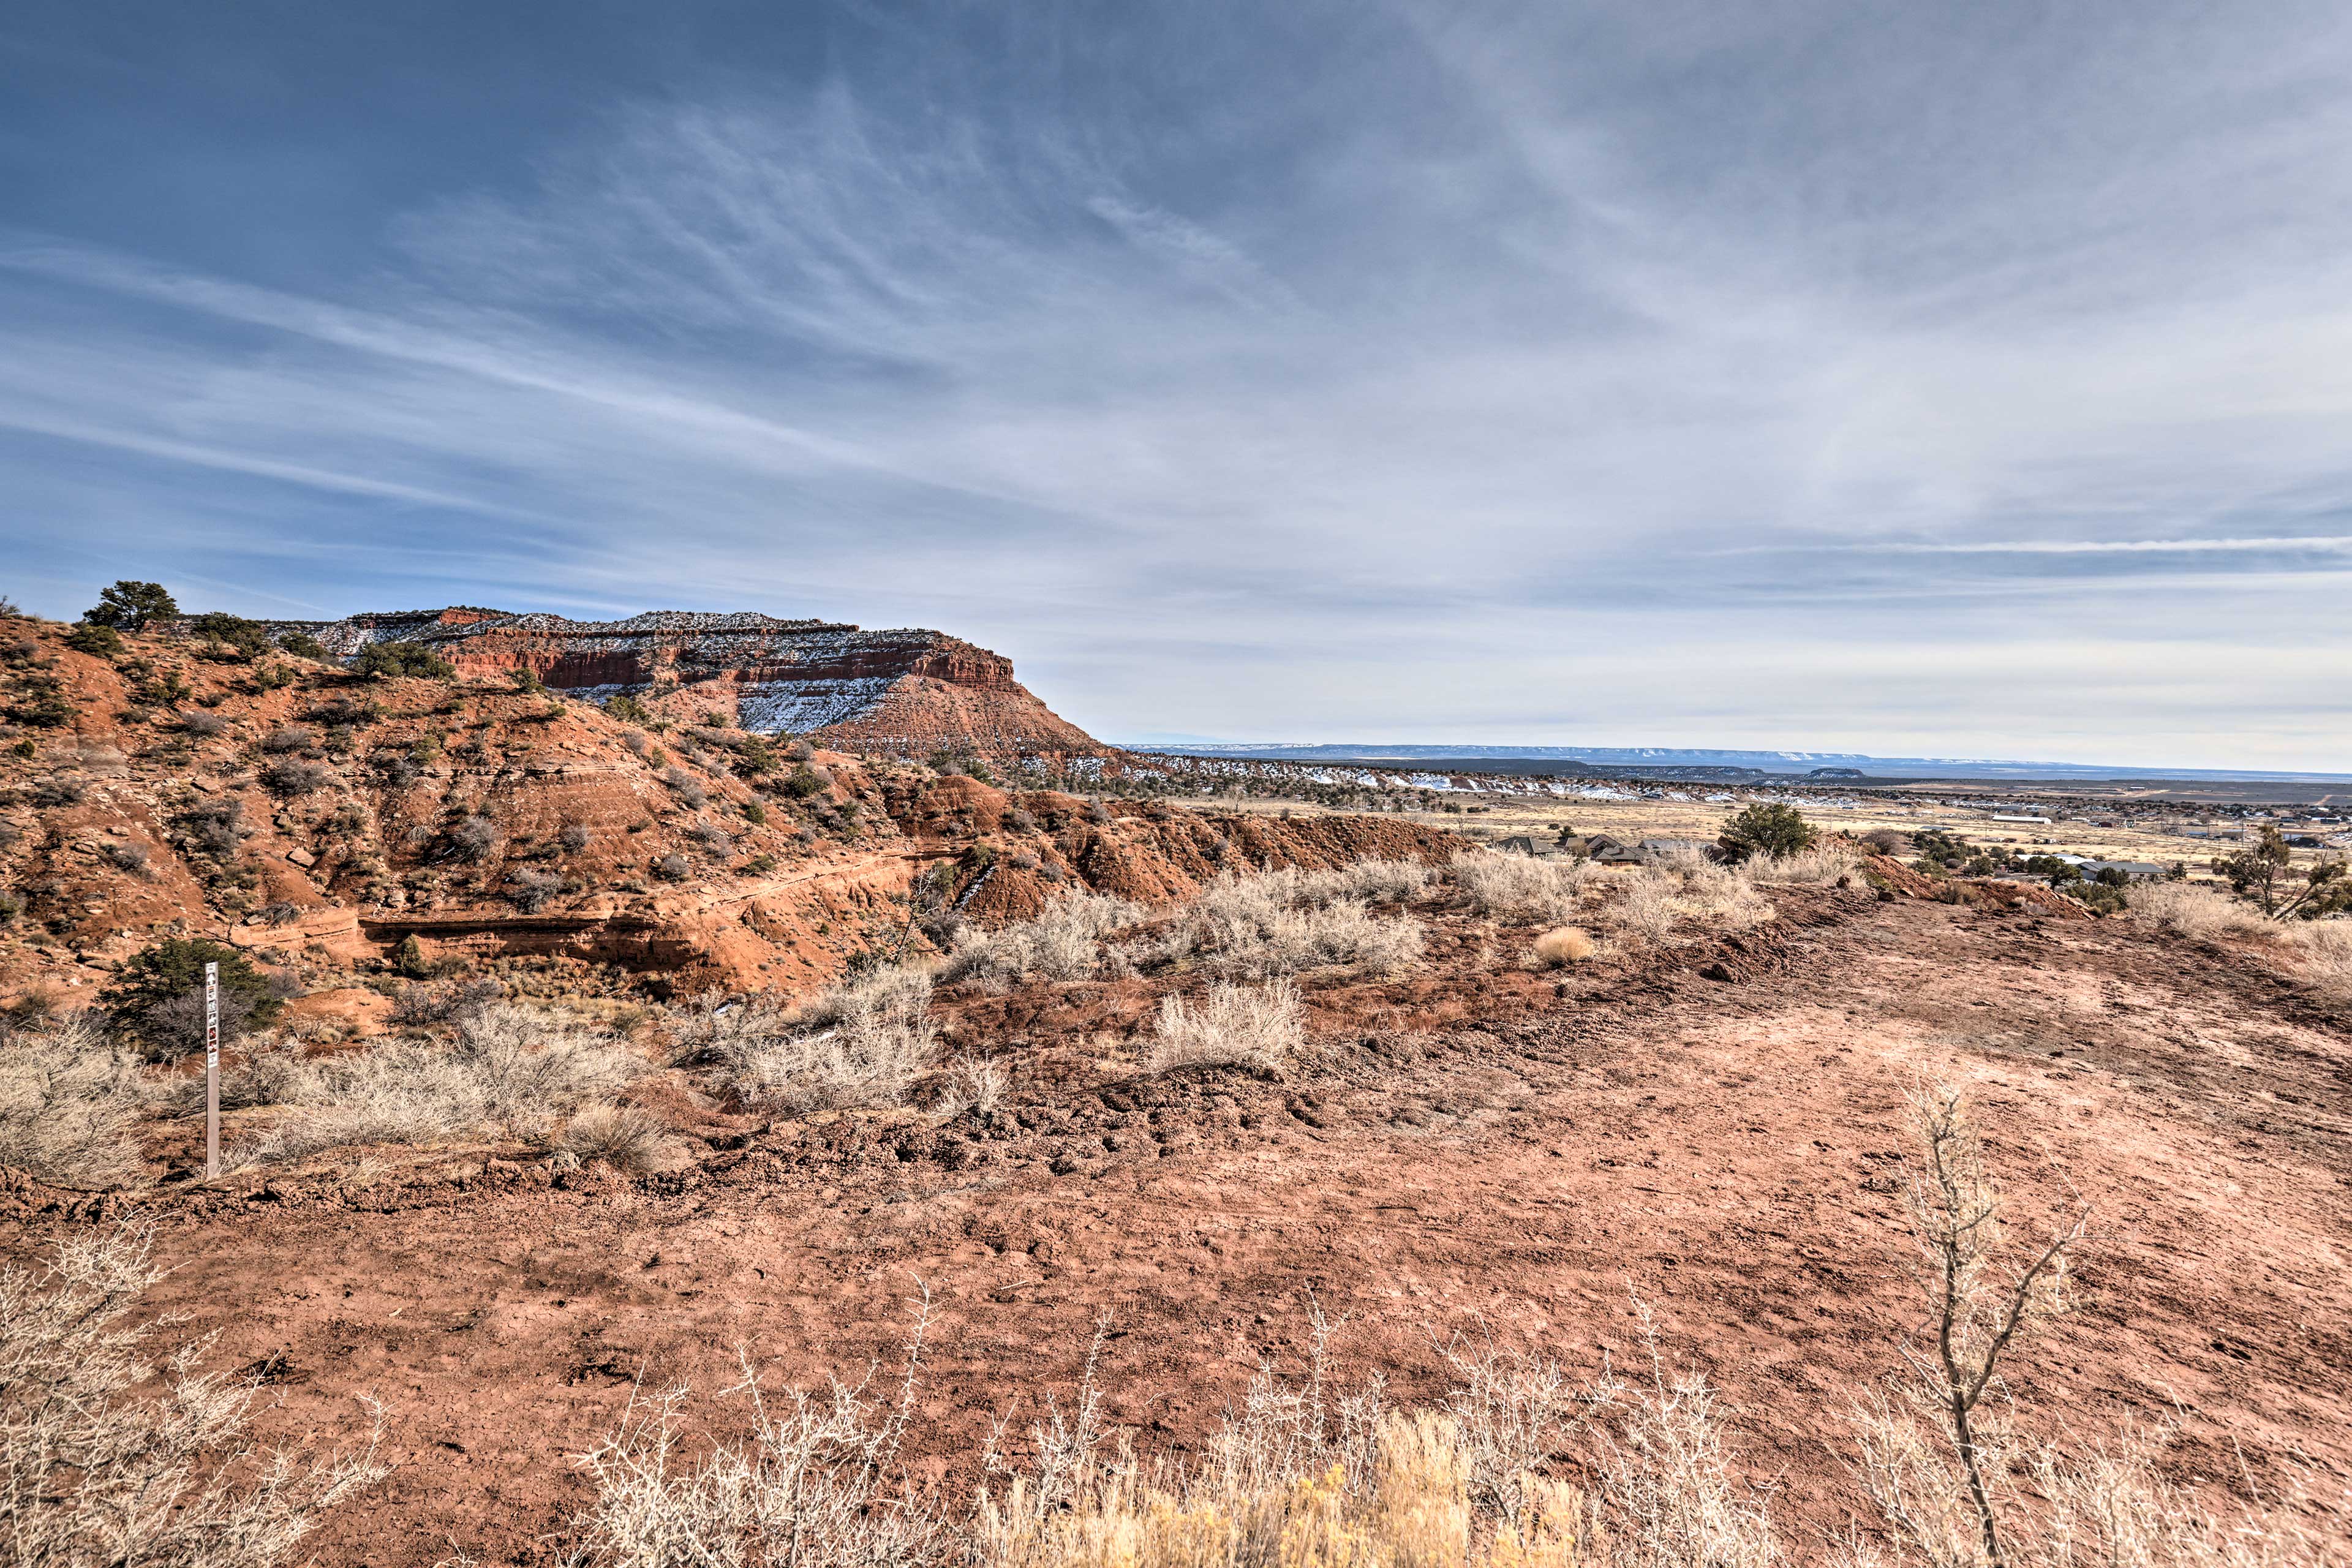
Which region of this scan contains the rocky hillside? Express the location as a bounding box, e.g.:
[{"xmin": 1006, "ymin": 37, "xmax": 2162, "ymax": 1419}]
[
  {"xmin": 0, "ymin": 613, "xmax": 1456, "ymax": 1009},
  {"xmin": 262, "ymin": 608, "xmax": 1106, "ymax": 759}
]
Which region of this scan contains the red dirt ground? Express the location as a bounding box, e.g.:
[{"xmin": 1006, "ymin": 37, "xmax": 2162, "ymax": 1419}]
[{"xmin": 6, "ymin": 886, "xmax": 2346, "ymax": 1562}]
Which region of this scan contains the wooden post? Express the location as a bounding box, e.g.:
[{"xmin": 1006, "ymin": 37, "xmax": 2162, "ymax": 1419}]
[{"xmin": 204, "ymin": 960, "xmax": 220, "ymax": 1180}]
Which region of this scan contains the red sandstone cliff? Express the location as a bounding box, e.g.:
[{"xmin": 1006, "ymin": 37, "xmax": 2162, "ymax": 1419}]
[{"xmin": 265, "ymin": 609, "xmax": 1104, "ymax": 759}]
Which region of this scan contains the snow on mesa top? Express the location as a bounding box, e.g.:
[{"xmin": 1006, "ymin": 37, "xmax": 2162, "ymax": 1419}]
[{"xmin": 266, "ymin": 607, "xmax": 1107, "ymax": 756}]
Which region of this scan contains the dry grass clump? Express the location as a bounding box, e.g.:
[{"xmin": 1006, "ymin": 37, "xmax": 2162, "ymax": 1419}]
[
  {"xmin": 2280, "ymin": 919, "xmax": 2352, "ymax": 995},
  {"xmin": 556, "ymin": 1104, "xmax": 677, "ymax": 1172},
  {"xmin": 0, "ymin": 1019, "xmax": 151, "ymax": 1188},
  {"xmin": 1161, "ymin": 872, "xmax": 1424, "ymax": 979},
  {"xmin": 231, "ymin": 1004, "xmax": 644, "ymax": 1168},
  {"xmin": 2126, "ymin": 880, "xmax": 2271, "ymax": 938},
  {"xmin": 714, "ymin": 965, "xmax": 939, "ymax": 1115},
  {"xmin": 946, "ymin": 892, "xmax": 1143, "ymax": 987},
  {"xmin": 794, "ymin": 963, "xmax": 938, "ymax": 1031},
  {"xmin": 1450, "ymin": 850, "xmax": 1595, "ymax": 922},
  {"xmin": 1530, "ymin": 926, "xmax": 1597, "ymax": 968},
  {"xmin": 930, "ymin": 1057, "xmax": 1006, "ymax": 1118},
  {"xmin": 1751, "ymin": 839, "xmax": 1860, "ymax": 885},
  {"xmin": 1149, "ymin": 979, "xmax": 1302, "ymax": 1074},
  {"xmin": 0, "ymin": 1226, "xmax": 386, "ymax": 1564},
  {"xmin": 1292, "ymin": 858, "xmax": 1433, "ymax": 906},
  {"xmin": 978, "ymin": 1314, "xmax": 1777, "ymax": 1568},
  {"xmin": 1616, "ymin": 854, "xmax": 1771, "ymax": 944}
]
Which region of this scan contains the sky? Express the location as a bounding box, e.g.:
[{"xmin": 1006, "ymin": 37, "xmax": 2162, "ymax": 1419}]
[{"xmin": 5, "ymin": 1, "xmax": 2352, "ymax": 771}]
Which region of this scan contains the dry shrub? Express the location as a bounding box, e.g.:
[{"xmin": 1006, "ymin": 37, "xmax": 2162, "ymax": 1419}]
[
  {"xmin": 723, "ymin": 1021, "xmax": 935, "ymax": 1116},
  {"xmin": 510, "ymin": 866, "xmax": 565, "ymax": 912},
  {"xmin": 2127, "ymin": 880, "xmax": 2270, "ymax": 938},
  {"xmin": 0, "ymin": 1226, "xmax": 386, "ymax": 1564},
  {"xmin": 794, "ymin": 963, "xmax": 937, "ymax": 1031},
  {"xmin": 1531, "ymin": 926, "xmax": 1597, "ymax": 968},
  {"xmin": 1438, "ymin": 1339, "xmax": 1608, "ymax": 1518},
  {"xmin": 717, "ymin": 966, "xmax": 938, "ymax": 1115},
  {"xmin": 946, "ymin": 892, "xmax": 1142, "ymax": 987},
  {"xmin": 557, "ymin": 1105, "xmax": 675, "ymax": 1172},
  {"xmin": 1450, "ymin": 850, "xmax": 1596, "ymax": 922},
  {"xmin": 154, "ymin": 1035, "xmax": 314, "ymax": 1116},
  {"xmin": 388, "ymin": 977, "xmax": 502, "ymax": 1028},
  {"xmin": 1148, "ymin": 979, "xmax": 1301, "ymax": 1074},
  {"xmin": 0, "ymin": 1019, "xmax": 150, "ymax": 1187},
  {"xmin": 1161, "ymin": 872, "xmax": 1424, "ymax": 978},
  {"xmin": 257, "ymin": 757, "xmax": 327, "ymax": 796},
  {"xmin": 231, "ymin": 1004, "xmax": 643, "ymax": 1167},
  {"xmin": 662, "ymin": 992, "xmax": 792, "ymax": 1068},
  {"xmin": 2280, "ymin": 920, "xmax": 2352, "ymax": 995}
]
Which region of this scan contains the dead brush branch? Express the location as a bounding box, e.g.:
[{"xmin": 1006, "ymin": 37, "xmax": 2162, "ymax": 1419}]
[
  {"xmin": 1438, "ymin": 1336, "xmax": 1615, "ymax": 1519},
  {"xmin": 0, "ymin": 1225, "xmax": 386, "ymax": 1566},
  {"xmin": 1861, "ymin": 1084, "xmax": 2088, "ymax": 1568}
]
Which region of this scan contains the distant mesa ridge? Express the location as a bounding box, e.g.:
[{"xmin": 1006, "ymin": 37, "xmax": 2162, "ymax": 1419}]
[
  {"xmin": 1134, "ymin": 741, "xmax": 2352, "ymax": 785},
  {"xmin": 265, "ymin": 606, "xmax": 1104, "ymax": 755}
]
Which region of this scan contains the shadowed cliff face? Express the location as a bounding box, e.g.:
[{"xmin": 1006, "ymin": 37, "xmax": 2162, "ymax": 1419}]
[{"xmin": 261, "ymin": 609, "xmax": 1102, "ymax": 756}]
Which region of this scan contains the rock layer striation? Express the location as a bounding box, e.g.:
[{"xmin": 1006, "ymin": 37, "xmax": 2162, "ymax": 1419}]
[{"xmin": 272, "ymin": 609, "xmax": 1103, "ymax": 756}]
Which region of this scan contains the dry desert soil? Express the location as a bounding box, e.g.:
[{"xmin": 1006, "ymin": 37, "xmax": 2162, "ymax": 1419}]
[{"xmin": 7, "ymin": 881, "xmax": 2347, "ymax": 1563}]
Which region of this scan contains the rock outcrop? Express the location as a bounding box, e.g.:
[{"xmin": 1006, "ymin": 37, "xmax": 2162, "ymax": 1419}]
[
  {"xmin": 0, "ymin": 614, "xmax": 1458, "ymax": 1002},
  {"xmin": 268, "ymin": 609, "xmax": 1104, "ymax": 759}
]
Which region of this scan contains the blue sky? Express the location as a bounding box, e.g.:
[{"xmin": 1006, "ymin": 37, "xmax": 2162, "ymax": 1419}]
[{"xmin": 6, "ymin": 2, "xmax": 2352, "ymax": 769}]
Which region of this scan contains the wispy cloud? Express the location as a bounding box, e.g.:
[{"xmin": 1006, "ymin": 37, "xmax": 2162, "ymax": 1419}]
[
  {"xmin": 4, "ymin": 1, "xmax": 2352, "ymax": 767},
  {"xmin": 1733, "ymin": 536, "xmax": 2352, "ymax": 556}
]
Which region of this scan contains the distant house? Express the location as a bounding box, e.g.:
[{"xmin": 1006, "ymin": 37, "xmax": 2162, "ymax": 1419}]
[
  {"xmin": 1578, "ymin": 834, "xmax": 1646, "ymax": 864},
  {"xmin": 1566, "ymin": 834, "xmax": 1699, "ymax": 866},
  {"xmin": 1493, "ymin": 834, "xmax": 1553, "ymax": 858}
]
